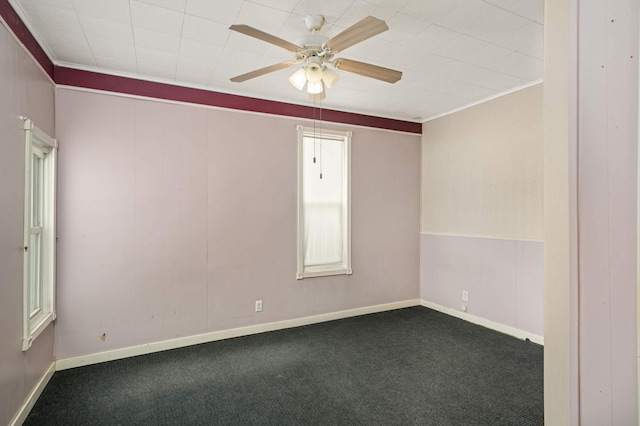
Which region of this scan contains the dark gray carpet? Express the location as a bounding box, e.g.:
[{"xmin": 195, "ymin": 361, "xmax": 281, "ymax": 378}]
[{"xmin": 25, "ymin": 307, "xmax": 543, "ymax": 425}]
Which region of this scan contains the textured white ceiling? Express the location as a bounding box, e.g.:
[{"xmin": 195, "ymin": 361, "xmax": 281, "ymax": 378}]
[{"xmin": 9, "ymin": 0, "xmax": 543, "ymax": 121}]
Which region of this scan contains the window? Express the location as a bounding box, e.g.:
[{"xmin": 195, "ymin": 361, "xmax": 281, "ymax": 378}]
[
  {"xmin": 297, "ymin": 125, "xmax": 351, "ymax": 279},
  {"xmin": 22, "ymin": 117, "xmax": 57, "ymax": 351}
]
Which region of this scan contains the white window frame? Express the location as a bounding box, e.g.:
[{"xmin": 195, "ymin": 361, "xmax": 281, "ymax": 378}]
[
  {"xmin": 296, "ymin": 124, "xmax": 352, "ymax": 279},
  {"xmin": 21, "ymin": 117, "xmax": 57, "ymax": 351}
]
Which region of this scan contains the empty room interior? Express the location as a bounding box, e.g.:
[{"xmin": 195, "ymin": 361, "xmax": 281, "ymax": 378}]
[{"xmin": 0, "ymin": 0, "xmax": 638, "ymax": 424}]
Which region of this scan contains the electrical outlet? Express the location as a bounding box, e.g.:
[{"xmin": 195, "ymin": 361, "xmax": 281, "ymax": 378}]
[
  {"xmin": 255, "ymin": 300, "xmax": 263, "ymax": 312},
  {"xmin": 461, "ymin": 304, "xmax": 467, "ymax": 313},
  {"xmin": 462, "ymin": 290, "xmax": 469, "ymax": 302}
]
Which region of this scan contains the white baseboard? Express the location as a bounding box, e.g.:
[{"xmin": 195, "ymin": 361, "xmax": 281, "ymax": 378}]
[
  {"xmin": 420, "ymin": 300, "xmax": 544, "ymax": 345},
  {"xmin": 56, "ymin": 299, "xmax": 421, "ymax": 370},
  {"xmin": 10, "ymin": 361, "xmax": 55, "ymax": 426},
  {"xmin": 57, "ymin": 299, "xmax": 542, "ymax": 371}
]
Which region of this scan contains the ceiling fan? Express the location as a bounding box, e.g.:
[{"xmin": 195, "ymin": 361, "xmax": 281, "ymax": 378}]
[{"xmin": 228, "ymin": 14, "xmax": 402, "ymax": 101}]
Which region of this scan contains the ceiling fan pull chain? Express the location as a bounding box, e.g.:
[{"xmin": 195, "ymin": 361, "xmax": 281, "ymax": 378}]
[
  {"xmin": 313, "ymin": 98, "xmax": 317, "ymax": 163},
  {"xmin": 319, "ymin": 138, "xmax": 323, "ymax": 179},
  {"xmin": 319, "ymin": 105, "xmax": 323, "ymax": 179}
]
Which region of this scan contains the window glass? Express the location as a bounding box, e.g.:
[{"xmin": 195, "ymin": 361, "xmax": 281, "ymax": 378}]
[{"xmin": 297, "ymin": 126, "xmax": 351, "ymax": 279}]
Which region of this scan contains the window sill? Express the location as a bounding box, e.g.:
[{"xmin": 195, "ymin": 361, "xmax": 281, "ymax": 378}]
[
  {"xmin": 297, "ymin": 267, "xmax": 353, "ymax": 280},
  {"xmin": 22, "ymin": 312, "xmax": 55, "ymax": 351}
]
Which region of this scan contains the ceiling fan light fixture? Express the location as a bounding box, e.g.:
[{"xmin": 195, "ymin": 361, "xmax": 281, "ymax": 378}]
[
  {"xmin": 289, "ymin": 68, "xmax": 307, "ymax": 91},
  {"xmin": 322, "ymin": 67, "xmax": 339, "ymax": 88},
  {"xmin": 306, "ymin": 63, "xmax": 323, "ymax": 83},
  {"xmin": 307, "ymin": 80, "xmax": 324, "ymax": 94}
]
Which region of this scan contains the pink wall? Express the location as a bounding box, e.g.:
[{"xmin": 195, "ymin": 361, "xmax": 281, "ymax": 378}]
[
  {"xmin": 420, "ymin": 235, "xmax": 543, "ymax": 337},
  {"xmin": 55, "ymin": 88, "xmax": 420, "ymax": 359},
  {"xmin": 0, "ymin": 19, "xmax": 55, "ymax": 426},
  {"xmin": 576, "ymin": 0, "xmax": 638, "ymax": 423}
]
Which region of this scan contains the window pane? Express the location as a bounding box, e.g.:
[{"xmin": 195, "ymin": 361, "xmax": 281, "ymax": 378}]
[
  {"xmin": 302, "ymin": 136, "xmax": 344, "ymax": 266},
  {"xmin": 28, "ymin": 232, "xmax": 41, "ymax": 317},
  {"xmin": 304, "ymin": 204, "xmax": 343, "ymax": 265},
  {"xmin": 302, "ymin": 136, "xmax": 343, "ymax": 203},
  {"xmin": 31, "ymin": 153, "xmax": 44, "ymax": 227},
  {"xmin": 29, "ymin": 151, "xmax": 45, "ymax": 317}
]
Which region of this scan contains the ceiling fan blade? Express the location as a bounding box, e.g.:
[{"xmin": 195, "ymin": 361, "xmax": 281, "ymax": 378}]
[
  {"xmin": 333, "ymin": 59, "xmax": 402, "ymax": 83},
  {"xmin": 323, "ymin": 16, "xmax": 388, "ymax": 52},
  {"xmin": 229, "ymin": 24, "xmax": 302, "ymax": 52},
  {"xmin": 230, "ymin": 62, "xmax": 296, "ymax": 82}
]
